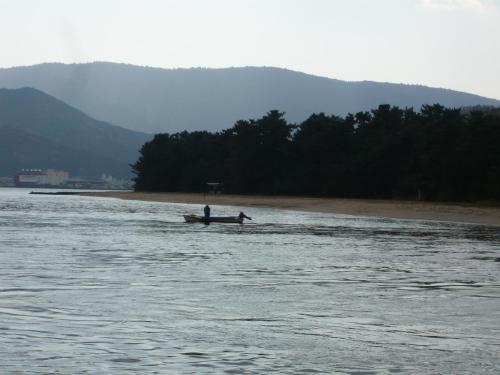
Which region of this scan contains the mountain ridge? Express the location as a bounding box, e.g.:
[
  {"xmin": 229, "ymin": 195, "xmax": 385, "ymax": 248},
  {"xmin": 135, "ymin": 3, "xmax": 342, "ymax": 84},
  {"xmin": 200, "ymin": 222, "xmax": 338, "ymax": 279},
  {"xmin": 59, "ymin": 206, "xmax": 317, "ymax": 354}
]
[
  {"xmin": 0, "ymin": 87, "xmax": 151, "ymax": 178},
  {"xmin": 0, "ymin": 62, "xmax": 498, "ymax": 134},
  {"xmin": 4, "ymin": 61, "xmax": 495, "ymax": 94}
]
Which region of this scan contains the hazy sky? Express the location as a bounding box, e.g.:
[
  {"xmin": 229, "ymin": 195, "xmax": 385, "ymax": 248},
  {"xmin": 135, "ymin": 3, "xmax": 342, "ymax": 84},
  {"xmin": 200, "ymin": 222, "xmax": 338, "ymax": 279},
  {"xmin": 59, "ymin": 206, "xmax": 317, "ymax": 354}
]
[{"xmin": 1, "ymin": 0, "xmax": 499, "ymax": 99}]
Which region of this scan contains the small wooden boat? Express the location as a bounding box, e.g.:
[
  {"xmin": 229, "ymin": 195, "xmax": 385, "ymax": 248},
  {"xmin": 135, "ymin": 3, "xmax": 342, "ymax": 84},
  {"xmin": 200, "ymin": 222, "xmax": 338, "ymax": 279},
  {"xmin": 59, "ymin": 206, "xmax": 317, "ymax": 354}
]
[{"xmin": 183, "ymin": 214, "xmax": 245, "ymax": 224}]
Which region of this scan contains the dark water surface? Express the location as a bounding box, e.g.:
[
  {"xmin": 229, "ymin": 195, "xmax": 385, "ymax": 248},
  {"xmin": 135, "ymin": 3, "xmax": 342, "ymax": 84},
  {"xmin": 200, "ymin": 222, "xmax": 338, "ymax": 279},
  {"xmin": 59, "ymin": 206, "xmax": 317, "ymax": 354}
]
[{"xmin": 1, "ymin": 188, "xmax": 499, "ymax": 374}]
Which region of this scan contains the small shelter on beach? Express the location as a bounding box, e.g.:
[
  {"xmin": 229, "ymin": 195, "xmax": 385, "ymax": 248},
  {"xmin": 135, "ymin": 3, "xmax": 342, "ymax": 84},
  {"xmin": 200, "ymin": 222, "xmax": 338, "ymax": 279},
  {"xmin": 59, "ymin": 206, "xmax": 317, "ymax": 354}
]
[{"xmin": 206, "ymin": 182, "xmax": 223, "ymax": 194}]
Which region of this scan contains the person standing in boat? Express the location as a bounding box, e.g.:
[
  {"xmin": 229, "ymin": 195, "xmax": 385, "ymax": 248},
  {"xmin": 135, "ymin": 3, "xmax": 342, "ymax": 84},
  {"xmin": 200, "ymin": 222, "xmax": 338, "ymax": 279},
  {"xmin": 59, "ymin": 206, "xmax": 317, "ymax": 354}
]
[
  {"xmin": 204, "ymin": 205, "xmax": 211, "ymax": 224},
  {"xmin": 238, "ymin": 212, "xmax": 251, "ymax": 220}
]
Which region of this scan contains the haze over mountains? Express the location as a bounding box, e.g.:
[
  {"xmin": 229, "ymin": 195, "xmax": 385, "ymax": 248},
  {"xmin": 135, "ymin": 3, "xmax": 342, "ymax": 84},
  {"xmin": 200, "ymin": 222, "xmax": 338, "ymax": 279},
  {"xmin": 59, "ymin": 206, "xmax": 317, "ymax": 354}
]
[
  {"xmin": 0, "ymin": 87, "xmax": 150, "ymax": 178},
  {"xmin": 0, "ymin": 62, "xmax": 499, "ymax": 134}
]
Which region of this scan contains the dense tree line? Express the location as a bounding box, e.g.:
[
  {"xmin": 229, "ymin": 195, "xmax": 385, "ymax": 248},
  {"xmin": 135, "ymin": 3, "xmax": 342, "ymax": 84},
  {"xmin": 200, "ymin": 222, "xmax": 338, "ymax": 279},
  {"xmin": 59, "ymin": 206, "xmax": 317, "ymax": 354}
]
[{"xmin": 132, "ymin": 105, "xmax": 500, "ymax": 201}]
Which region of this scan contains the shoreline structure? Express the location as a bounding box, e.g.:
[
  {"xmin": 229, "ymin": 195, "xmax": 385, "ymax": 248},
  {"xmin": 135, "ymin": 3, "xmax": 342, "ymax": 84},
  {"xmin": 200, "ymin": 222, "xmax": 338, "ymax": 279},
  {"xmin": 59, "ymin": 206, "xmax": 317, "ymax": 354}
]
[{"xmin": 81, "ymin": 191, "xmax": 500, "ymax": 226}]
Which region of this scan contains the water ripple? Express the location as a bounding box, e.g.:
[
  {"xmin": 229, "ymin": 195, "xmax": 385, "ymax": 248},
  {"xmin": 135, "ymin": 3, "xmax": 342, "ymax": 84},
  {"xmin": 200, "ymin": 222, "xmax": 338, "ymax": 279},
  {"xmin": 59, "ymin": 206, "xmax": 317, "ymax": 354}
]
[{"xmin": 0, "ymin": 188, "xmax": 499, "ymax": 374}]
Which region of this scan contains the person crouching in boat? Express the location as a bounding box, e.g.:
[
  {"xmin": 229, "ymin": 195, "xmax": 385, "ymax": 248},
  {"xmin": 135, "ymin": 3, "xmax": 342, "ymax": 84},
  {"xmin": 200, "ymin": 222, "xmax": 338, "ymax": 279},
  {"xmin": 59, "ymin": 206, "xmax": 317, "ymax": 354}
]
[
  {"xmin": 238, "ymin": 212, "xmax": 251, "ymax": 220},
  {"xmin": 204, "ymin": 205, "xmax": 210, "ymax": 224}
]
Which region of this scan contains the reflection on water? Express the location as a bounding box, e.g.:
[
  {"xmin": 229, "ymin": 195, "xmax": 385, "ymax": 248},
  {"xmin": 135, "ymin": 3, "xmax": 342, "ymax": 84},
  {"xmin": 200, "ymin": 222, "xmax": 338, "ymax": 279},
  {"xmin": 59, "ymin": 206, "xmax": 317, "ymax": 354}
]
[{"xmin": 0, "ymin": 188, "xmax": 499, "ymax": 374}]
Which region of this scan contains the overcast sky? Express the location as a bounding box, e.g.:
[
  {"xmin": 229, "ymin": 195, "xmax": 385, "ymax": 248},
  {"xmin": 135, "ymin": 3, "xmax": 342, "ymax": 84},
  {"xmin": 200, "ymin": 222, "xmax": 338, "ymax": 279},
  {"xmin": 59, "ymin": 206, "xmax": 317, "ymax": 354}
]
[{"xmin": 1, "ymin": 0, "xmax": 499, "ymax": 99}]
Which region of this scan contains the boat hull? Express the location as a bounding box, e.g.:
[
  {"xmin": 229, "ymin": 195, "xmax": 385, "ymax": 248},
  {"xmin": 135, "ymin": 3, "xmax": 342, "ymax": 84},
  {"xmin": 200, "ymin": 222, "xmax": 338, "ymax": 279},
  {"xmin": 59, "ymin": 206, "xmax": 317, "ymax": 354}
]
[{"xmin": 183, "ymin": 215, "xmax": 244, "ymax": 224}]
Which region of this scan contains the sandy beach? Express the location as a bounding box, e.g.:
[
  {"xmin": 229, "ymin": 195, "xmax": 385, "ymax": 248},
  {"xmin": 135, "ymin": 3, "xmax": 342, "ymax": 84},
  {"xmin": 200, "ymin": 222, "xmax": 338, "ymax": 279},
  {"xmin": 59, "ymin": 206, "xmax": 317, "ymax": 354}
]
[{"xmin": 81, "ymin": 191, "xmax": 500, "ymax": 226}]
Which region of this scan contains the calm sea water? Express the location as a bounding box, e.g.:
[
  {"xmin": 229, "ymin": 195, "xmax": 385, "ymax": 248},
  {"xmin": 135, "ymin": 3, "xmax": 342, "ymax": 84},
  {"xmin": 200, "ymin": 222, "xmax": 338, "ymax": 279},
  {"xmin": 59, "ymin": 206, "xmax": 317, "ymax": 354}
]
[{"xmin": 0, "ymin": 187, "xmax": 499, "ymax": 374}]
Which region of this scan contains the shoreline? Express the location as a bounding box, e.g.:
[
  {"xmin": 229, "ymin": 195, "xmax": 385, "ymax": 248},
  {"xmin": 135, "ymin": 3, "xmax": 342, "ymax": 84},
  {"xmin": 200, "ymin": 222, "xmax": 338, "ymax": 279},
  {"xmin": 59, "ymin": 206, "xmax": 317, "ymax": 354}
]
[{"xmin": 81, "ymin": 191, "xmax": 500, "ymax": 226}]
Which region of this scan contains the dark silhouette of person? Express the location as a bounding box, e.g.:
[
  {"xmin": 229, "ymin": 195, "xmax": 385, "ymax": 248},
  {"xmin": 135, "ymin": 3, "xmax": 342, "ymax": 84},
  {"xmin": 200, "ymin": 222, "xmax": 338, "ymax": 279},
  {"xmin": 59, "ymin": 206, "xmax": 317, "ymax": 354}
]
[
  {"xmin": 204, "ymin": 205, "xmax": 210, "ymax": 224},
  {"xmin": 238, "ymin": 211, "xmax": 251, "ymax": 220}
]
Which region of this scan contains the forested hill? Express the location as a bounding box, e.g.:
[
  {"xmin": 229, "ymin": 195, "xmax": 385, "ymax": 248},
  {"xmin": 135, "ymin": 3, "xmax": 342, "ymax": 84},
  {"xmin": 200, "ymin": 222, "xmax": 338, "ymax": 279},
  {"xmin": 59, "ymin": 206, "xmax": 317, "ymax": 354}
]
[
  {"xmin": 0, "ymin": 62, "xmax": 499, "ymax": 134},
  {"xmin": 0, "ymin": 87, "xmax": 151, "ymax": 178},
  {"xmin": 132, "ymin": 105, "xmax": 500, "ymax": 202}
]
